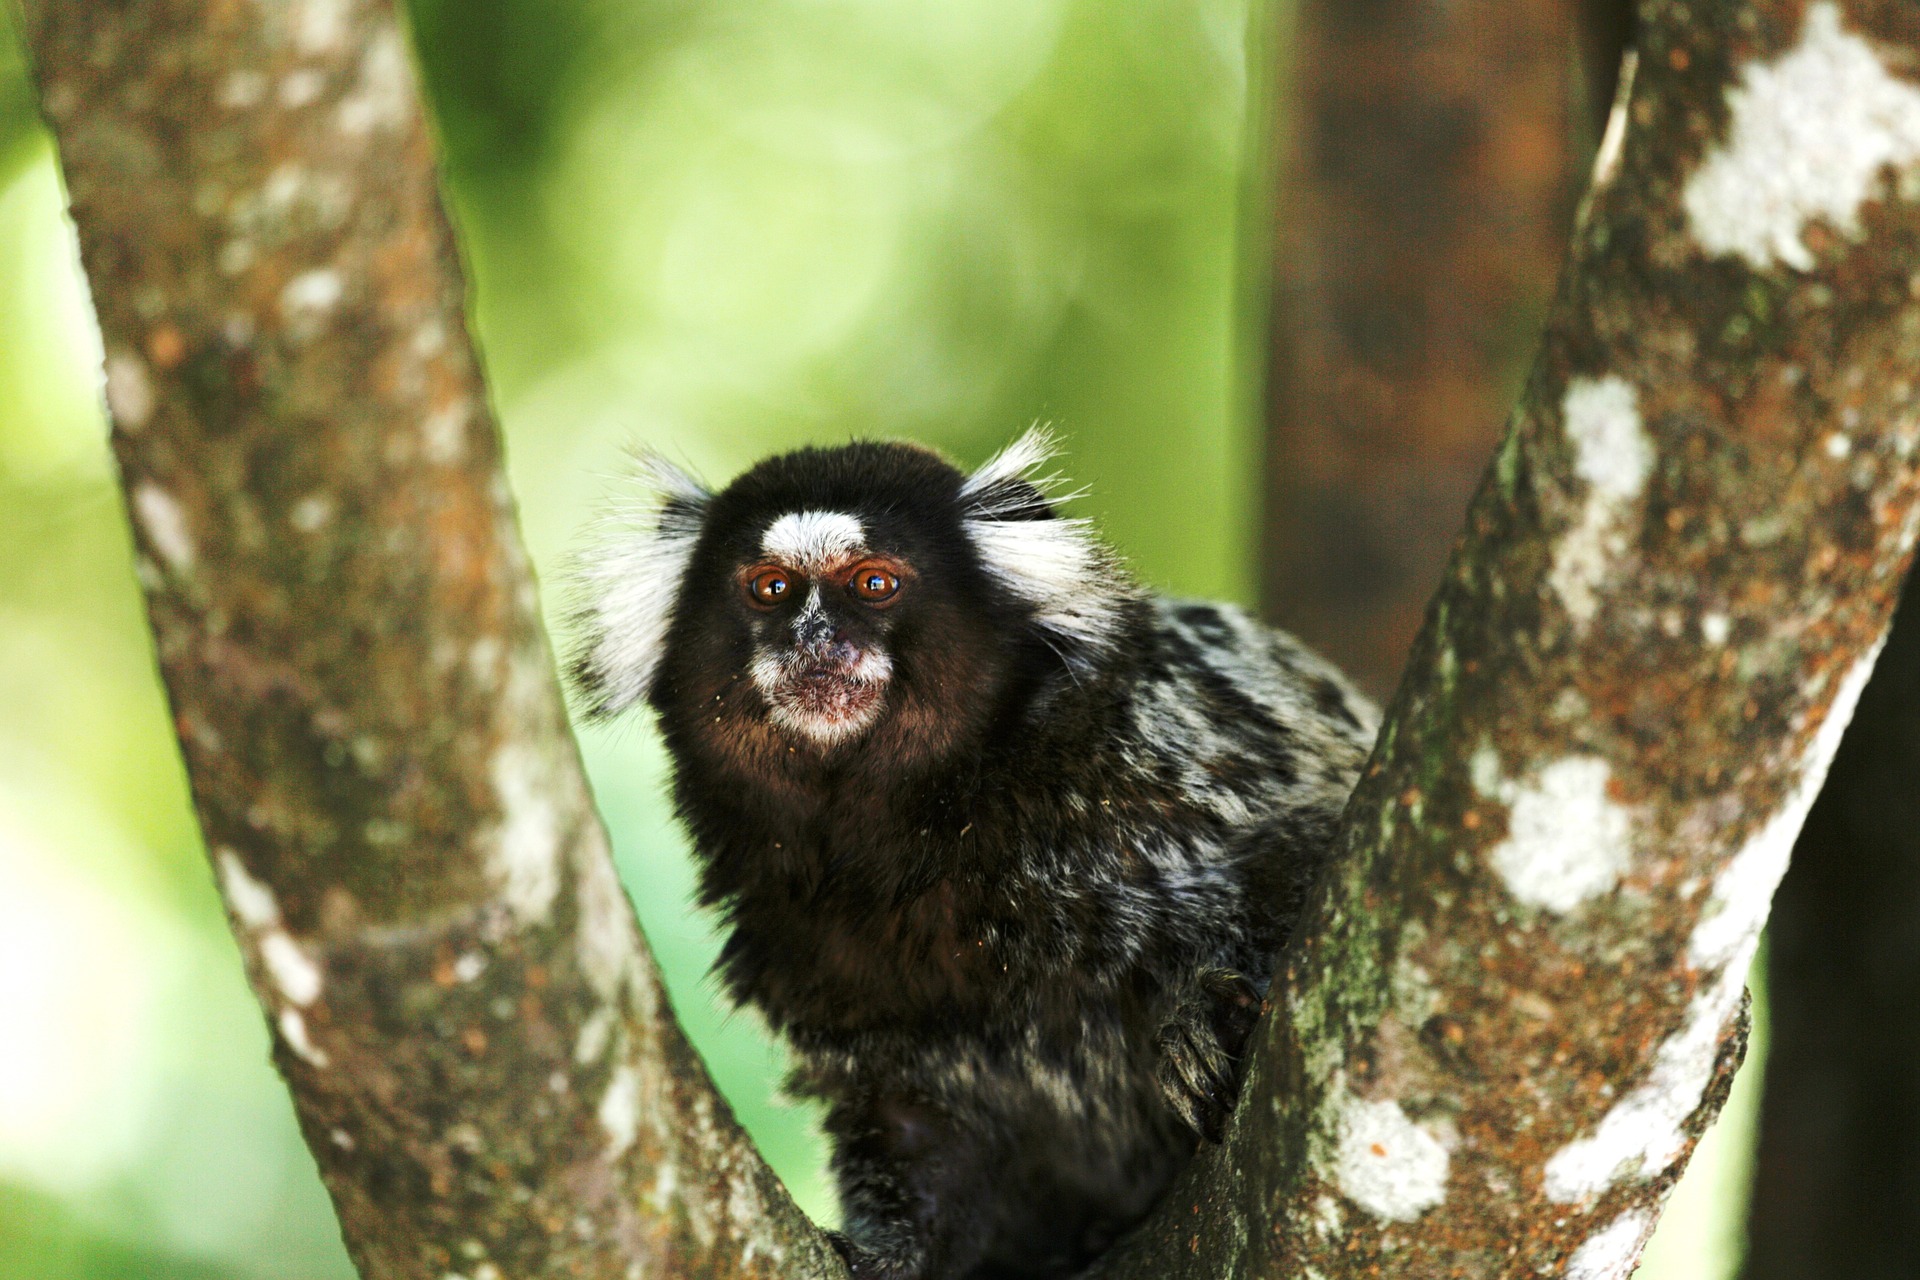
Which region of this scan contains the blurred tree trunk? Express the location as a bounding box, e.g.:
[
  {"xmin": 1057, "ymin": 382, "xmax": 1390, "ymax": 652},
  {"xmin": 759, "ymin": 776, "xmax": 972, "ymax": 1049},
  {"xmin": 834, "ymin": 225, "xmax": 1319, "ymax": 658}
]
[
  {"xmin": 1743, "ymin": 568, "xmax": 1920, "ymax": 1277},
  {"xmin": 1262, "ymin": 0, "xmax": 1628, "ymax": 698},
  {"xmin": 16, "ymin": 0, "xmax": 1920, "ymax": 1277}
]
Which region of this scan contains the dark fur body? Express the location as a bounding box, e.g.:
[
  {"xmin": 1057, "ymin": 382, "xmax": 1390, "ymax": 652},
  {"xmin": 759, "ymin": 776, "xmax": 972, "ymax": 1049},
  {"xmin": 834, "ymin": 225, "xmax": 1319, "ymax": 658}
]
[{"xmin": 573, "ymin": 437, "xmax": 1376, "ymax": 1279}]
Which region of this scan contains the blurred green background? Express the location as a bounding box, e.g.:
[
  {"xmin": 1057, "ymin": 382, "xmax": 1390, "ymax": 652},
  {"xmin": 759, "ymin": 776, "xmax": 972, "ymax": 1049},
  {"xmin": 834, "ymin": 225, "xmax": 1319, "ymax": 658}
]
[{"xmin": 0, "ymin": 2, "xmax": 1758, "ymax": 1276}]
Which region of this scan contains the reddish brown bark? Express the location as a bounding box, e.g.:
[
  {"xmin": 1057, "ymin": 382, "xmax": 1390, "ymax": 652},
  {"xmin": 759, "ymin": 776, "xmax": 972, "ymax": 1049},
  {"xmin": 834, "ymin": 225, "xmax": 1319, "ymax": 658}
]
[{"xmin": 1107, "ymin": 1, "xmax": 1920, "ymax": 1273}]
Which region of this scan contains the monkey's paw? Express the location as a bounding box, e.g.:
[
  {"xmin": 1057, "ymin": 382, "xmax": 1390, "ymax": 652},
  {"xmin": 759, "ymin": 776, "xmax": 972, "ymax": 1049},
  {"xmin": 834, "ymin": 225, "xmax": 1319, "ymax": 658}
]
[{"xmin": 1155, "ymin": 967, "xmax": 1262, "ymax": 1143}]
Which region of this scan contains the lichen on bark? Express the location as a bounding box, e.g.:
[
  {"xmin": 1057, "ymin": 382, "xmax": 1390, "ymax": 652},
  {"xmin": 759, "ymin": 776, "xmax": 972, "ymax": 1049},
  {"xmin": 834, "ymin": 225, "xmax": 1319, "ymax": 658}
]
[{"xmin": 1104, "ymin": 1, "xmax": 1920, "ymax": 1274}]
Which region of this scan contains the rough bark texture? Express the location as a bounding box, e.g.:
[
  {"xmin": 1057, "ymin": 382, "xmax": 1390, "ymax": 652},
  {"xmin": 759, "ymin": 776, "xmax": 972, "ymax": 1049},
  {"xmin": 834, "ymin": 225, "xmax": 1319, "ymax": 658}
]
[
  {"xmin": 1262, "ymin": 0, "xmax": 1594, "ymax": 697},
  {"xmin": 13, "ymin": 1, "xmax": 837, "ymax": 1276},
  {"xmin": 1743, "ymin": 568, "xmax": 1920, "ymax": 1278},
  {"xmin": 1104, "ymin": 1, "xmax": 1920, "ymax": 1274}
]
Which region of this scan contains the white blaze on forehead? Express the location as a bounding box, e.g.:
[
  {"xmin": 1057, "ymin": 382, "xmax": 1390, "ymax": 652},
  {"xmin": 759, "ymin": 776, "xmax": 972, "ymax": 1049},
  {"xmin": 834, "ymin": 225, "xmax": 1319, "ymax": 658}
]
[
  {"xmin": 761, "ymin": 510, "xmax": 866, "ymax": 572},
  {"xmin": 1685, "ymin": 2, "xmax": 1920, "ymax": 272},
  {"xmin": 1330, "ymin": 1094, "xmax": 1450, "ymax": 1222},
  {"xmin": 1551, "ymin": 376, "xmax": 1653, "ymax": 627}
]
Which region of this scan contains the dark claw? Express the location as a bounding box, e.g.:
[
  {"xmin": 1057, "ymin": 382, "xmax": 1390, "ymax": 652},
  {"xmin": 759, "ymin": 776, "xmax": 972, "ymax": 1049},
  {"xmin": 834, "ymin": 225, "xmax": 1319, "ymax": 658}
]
[{"xmin": 1156, "ymin": 967, "xmax": 1265, "ymax": 1142}]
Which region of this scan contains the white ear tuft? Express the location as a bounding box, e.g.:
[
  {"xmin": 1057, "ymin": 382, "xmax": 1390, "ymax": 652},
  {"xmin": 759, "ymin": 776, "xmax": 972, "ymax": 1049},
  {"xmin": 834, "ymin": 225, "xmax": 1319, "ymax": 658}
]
[
  {"xmin": 959, "ymin": 425, "xmax": 1082, "ymax": 518},
  {"xmin": 569, "ymin": 450, "xmax": 711, "ymax": 719},
  {"xmin": 960, "ymin": 427, "xmax": 1132, "ymax": 666}
]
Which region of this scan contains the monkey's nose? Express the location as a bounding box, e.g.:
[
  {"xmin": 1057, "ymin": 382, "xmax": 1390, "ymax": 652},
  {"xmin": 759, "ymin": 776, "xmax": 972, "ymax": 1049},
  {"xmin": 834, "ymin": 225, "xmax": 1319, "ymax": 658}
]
[
  {"xmin": 791, "ymin": 605, "xmax": 846, "ymax": 650},
  {"xmin": 796, "ymin": 634, "xmax": 861, "ymax": 669}
]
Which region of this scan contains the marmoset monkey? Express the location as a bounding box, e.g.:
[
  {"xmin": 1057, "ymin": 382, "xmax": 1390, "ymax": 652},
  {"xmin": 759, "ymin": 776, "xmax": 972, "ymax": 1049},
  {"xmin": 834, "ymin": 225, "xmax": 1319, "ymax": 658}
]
[{"xmin": 571, "ymin": 431, "xmax": 1375, "ymax": 1279}]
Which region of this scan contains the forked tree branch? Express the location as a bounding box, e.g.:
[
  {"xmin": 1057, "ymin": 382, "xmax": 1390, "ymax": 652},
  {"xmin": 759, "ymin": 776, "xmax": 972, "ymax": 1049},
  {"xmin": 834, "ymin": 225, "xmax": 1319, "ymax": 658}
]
[
  {"xmin": 16, "ymin": 0, "xmax": 1920, "ymax": 1278},
  {"xmin": 14, "ymin": 0, "xmax": 835, "ymax": 1275},
  {"xmin": 1103, "ymin": 0, "xmax": 1920, "ymax": 1274}
]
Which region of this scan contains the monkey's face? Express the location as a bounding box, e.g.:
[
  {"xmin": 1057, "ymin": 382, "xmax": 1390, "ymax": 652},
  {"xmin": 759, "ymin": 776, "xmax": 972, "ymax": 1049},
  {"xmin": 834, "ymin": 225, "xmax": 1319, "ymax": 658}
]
[
  {"xmin": 573, "ymin": 433, "xmax": 1132, "ymax": 770},
  {"xmin": 733, "ymin": 511, "xmax": 908, "ymax": 747}
]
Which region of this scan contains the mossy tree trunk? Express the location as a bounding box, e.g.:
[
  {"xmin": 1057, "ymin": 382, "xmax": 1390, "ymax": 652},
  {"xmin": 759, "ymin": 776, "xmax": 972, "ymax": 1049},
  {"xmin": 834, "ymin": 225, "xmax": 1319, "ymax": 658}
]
[{"xmin": 15, "ymin": 0, "xmax": 1920, "ymax": 1277}]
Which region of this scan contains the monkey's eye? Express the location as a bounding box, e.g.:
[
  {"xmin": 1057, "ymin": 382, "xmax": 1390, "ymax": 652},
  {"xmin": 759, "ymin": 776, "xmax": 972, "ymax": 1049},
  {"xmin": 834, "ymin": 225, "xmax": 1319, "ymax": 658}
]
[
  {"xmin": 746, "ymin": 568, "xmax": 795, "ymax": 607},
  {"xmin": 847, "ymin": 563, "xmax": 900, "ymax": 604}
]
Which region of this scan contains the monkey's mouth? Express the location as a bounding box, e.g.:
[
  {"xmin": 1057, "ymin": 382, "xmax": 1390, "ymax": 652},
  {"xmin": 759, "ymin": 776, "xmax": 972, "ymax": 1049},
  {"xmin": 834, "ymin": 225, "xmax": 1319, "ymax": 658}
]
[{"xmin": 750, "ymin": 648, "xmax": 892, "ymax": 746}]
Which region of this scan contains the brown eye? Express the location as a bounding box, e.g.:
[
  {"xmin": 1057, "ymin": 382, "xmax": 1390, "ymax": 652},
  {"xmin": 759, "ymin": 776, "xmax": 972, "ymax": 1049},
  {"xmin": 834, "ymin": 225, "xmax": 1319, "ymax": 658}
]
[
  {"xmin": 848, "ymin": 564, "xmax": 900, "ymax": 604},
  {"xmin": 746, "ymin": 568, "xmax": 794, "ymax": 607}
]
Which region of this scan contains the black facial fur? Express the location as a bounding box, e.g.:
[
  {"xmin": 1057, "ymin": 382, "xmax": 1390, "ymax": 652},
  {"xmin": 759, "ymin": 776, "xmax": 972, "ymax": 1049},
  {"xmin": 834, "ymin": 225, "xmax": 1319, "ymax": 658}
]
[{"xmin": 570, "ymin": 432, "xmax": 1377, "ymax": 1279}]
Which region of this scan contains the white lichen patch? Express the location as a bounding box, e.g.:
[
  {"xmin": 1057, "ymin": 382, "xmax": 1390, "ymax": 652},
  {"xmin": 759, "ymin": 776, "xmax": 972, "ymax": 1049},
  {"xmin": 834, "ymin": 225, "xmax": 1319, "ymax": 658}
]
[
  {"xmin": 1685, "ymin": 3, "xmax": 1920, "ymax": 271},
  {"xmin": 133, "ymin": 483, "xmax": 196, "ymax": 572},
  {"xmin": 294, "ymin": 0, "xmax": 349, "ymax": 55},
  {"xmin": 336, "ymin": 28, "xmax": 414, "ymax": 137},
  {"xmin": 1330, "ymin": 1094, "xmax": 1450, "ymax": 1222},
  {"xmin": 1484, "ymin": 754, "xmax": 1635, "ymax": 914},
  {"xmin": 1563, "ymin": 1210, "xmax": 1652, "ymax": 1280},
  {"xmin": 290, "ymin": 493, "xmax": 335, "ymax": 532},
  {"xmin": 1550, "ymin": 377, "xmax": 1653, "ymax": 626},
  {"xmin": 219, "ymin": 849, "xmax": 326, "ymax": 1006},
  {"xmin": 575, "ymin": 829, "xmax": 642, "ymax": 1003},
  {"xmin": 278, "ymin": 1007, "xmax": 330, "ymax": 1068},
  {"xmin": 279, "ymin": 69, "xmax": 326, "ymax": 110},
  {"xmin": 488, "ymin": 740, "xmax": 563, "ymax": 923},
  {"xmin": 259, "ymin": 931, "xmax": 324, "ymax": 1006},
  {"xmin": 1543, "ymin": 947, "xmax": 1748, "ymax": 1203},
  {"xmin": 1691, "ymin": 639, "xmax": 1883, "ymax": 969},
  {"xmin": 219, "ymin": 70, "xmax": 268, "ymax": 110},
  {"xmin": 421, "ymin": 399, "xmax": 470, "ymax": 465},
  {"xmin": 104, "ymin": 350, "xmax": 155, "ymax": 430},
  {"xmin": 280, "ymin": 268, "xmax": 344, "ymax": 317},
  {"xmin": 574, "ymin": 1006, "xmax": 615, "ymax": 1065},
  {"xmin": 599, "ymin": 1061, "xmax": 642, "ymax": 1158},
  {"xmin": 217, "ymin": 848, "xmax": 281, "ymax": 929},
  {"xmin": 1701, "ymin": 612, "xmax": 1732, "ymax": 646}
]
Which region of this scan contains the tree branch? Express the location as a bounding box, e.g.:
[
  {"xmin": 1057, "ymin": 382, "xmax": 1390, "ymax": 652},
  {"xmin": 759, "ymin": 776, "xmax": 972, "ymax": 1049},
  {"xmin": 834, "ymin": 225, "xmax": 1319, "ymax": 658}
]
[
  {"xmin": 1743, "ymin": 521, "xmax": 1920, "ymax": 1273},
  {"xmin": 13, "ymin": 0, "xmax": 837, "ymax": 1274},
  {"xmin": 1106, "ymin": 1, "xmax": 1920, "ymax": 1273}
]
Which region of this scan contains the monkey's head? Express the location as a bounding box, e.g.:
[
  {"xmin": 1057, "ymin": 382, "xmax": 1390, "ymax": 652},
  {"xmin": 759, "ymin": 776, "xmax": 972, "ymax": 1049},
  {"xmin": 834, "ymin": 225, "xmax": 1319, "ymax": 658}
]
[{"xmin": 570, "ymin": 430, "xmax": 1139, "ymax": 770}]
